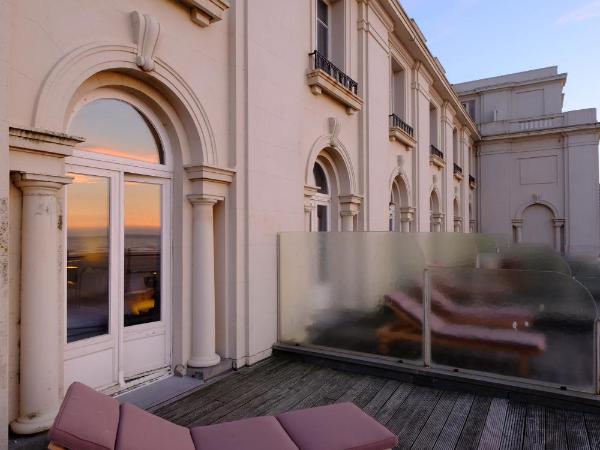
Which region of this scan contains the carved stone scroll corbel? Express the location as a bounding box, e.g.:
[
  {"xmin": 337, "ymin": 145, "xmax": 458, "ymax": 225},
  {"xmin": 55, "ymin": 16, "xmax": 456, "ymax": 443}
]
[{"xmin": 131, "ymin": 11, "xmax": 161, "ymax": 72}]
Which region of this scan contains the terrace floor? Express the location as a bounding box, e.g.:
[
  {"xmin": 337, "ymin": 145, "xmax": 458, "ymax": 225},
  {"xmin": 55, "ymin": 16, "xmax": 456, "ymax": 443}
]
[{"xmin": 153, "ymin": 355, "xmax": 600, "ymax": 450}]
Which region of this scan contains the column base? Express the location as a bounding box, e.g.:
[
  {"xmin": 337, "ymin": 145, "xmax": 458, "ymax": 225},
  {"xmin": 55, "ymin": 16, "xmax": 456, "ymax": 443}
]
[
  {"xmin": 10, "ymin": 408, "xmax": 59, "ymax": 435},
  {"xmin": 188, "ymin": 353, "xmax": 221, "ymax": 368}
]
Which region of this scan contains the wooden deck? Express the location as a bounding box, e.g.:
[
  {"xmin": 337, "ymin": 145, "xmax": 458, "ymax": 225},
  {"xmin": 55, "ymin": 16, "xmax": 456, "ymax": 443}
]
[{"xmin": 154, "ymin": 355, "xmax": 600, "ymax": 450}]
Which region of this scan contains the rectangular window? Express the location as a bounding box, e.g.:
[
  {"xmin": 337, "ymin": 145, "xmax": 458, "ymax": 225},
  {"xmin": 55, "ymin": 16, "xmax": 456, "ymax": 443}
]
[
  {"xmin": 391, "ymin": 60, "xmax": 406, "ymax": 119},
  {"xmin": 317, "ymin": 204, "xmax": 328, "ymax": 232},
  {"xmin": 462, "ymin": 100, "xmax": 476, "ymax": 121},
  {"xmin": 124, "ymin": 181, "xmax": 162, "ymax": 327},
  {"xmin": 317, "ymin": 0, "xmax": 329, "ymax": 58},
  {"xmin": 430, "ymin": 104, "xmax": 438, "ymax": 147},
  {"xmin": 67, "ymin": 174, "xmax": 110, "ymax": 342}
]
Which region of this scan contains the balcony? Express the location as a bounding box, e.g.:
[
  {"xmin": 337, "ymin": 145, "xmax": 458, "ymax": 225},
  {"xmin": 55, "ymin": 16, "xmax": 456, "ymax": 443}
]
[
  {"xmin": 307, "ymin": 50, "xmax": 363, "ymax": 114},
  {"xmin": 429, "ymin": 145, "xmax": 445, "ymax": 168},
  {"xmin": 469, "ymin": 174, "xmax": 477, "ymax": 189},
  {"xmin": 389, "ymin": 114, "xmax": 416, "ymax": 148},
  {"xmin": 453, "ymin": 163, "xmax": 464, "ymax": 181}
]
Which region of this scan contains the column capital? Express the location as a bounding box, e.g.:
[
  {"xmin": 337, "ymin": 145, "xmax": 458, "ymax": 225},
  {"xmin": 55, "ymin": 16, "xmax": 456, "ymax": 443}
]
[
  {"xmin": 512, "ymin": 219, "xmax": 524, "ymax": 228},
  {"xmin": 339, "ymin": 194, "xmax": 362, "ymax": 217},
  {"xmin": 11, "ymin": 172, "xmax": 72, "ymax": 192},
  {"xmin": 187, "ymin": 194, "xmax": 220, "ymax": 206},
  {"xmin": 553, "ymin": 218, "xmax": 566, "ymax": 227},
  {"xmin": 185, "ymin": 164, "xmax": 235, "ymax": 201},
  {"xmin": 400, "ymin": 207, "xmax": 415, "ymax": 222}
]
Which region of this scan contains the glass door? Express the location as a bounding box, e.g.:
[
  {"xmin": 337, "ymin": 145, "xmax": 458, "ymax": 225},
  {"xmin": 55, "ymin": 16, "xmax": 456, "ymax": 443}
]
[
  {"xmin": 64, "ymin": 168, "xmax": 171, "ymax": 390},
  {"xmin": 121, "ymin": 175, "xmax": 170, "ymax": 380}
]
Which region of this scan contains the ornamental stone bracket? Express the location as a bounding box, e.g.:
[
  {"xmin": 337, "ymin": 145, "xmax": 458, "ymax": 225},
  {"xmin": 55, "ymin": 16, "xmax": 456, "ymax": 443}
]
[
  {"xmin": 131, "ymin": 11, "xmax": 161, "ymax": 72},
  {"xmin": 307, "ymin": 70, "xmax": 363, "ymax": 115},
  {"xmin": 185, "ymin": 164, "xmax": 236, "ymax": 200},
  {"xmin": 177, "ymin": 0, "xmax": 230, "ymax": 27}
]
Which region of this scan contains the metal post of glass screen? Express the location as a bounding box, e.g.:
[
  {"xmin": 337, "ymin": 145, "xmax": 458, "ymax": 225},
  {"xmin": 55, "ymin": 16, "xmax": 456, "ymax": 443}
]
[{"xmin": 423, "ymin": 268, "xmax": 432, "ymax": 367}]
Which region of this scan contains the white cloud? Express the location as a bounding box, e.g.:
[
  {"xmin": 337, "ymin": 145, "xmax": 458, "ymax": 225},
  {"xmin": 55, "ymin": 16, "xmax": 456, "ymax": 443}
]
[{"xmin": 558, "ymin": 1, "xmax": 600, "ymax": 24}]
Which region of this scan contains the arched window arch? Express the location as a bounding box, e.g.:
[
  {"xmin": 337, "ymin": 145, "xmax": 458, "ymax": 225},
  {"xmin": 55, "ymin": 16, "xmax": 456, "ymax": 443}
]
[{"xmin": 69, "ymin": 98, "xmax": 165, "ymax": 165}]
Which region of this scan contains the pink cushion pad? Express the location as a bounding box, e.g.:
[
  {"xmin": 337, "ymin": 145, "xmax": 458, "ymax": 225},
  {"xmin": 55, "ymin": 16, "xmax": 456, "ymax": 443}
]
[
  {"xmin": 48, "ymin": 382, "xmax": 120, "ymax": 450},
  {"xmin": 276, "ymin": 402, "xmax": 398, "ymax": 450},
  {"xmin": 115, "ymin": 403, "xmax": 195, "ymax": 450},
  {"xmin": 191, "ymin": 415, "xmax": 300, "ymax": 450}
]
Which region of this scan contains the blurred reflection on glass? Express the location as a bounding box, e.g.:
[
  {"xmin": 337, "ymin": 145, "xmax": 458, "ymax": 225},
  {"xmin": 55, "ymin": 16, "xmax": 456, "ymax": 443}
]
[
  {"xmin": 67, "ymin": 174, "xmax": 110, "ymax": 342},
  {"xmin": 70, "ymin": 99, "xmax": 164, "ymax": 164},
  {"xmin": 124, "ymin": 182, "xmax": 161, "ymax": 327}
]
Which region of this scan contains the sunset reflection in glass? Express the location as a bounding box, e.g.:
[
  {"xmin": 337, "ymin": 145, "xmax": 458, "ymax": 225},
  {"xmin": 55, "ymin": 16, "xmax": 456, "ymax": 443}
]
[
  {"xmin": 66, "ymin": 174, "xmax": 110, "ymax": 342},
  {"xmin": 69, "ymin": 99, "xmax": 164, "ymax": 164},
  {"xmin": 124, "ymin": 181, "xmax": 162, "ymax": 327}
]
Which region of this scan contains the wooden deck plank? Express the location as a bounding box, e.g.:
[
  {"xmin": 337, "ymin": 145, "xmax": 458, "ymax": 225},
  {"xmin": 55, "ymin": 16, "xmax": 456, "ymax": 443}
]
[
  {"xmin": 374, "ymin": 382, "xmax": 414, "ymax": 425},
  {"xmin": 432, "ymin": 394, "xmax": 474, "ymax": 450},
  {"xmin": 411, "ymin": 391, "xmax": 458, "ymax": 450},
  {"xmin": 385, "ymin": 386, "xmax": 442, "ymax": 450},
  {"xmin": 477, "ymin": 398, "xmax": 509, "ymax": 450},
  {"xmin": 455, "ymin": 396, "xmax": 493, "ymax": 450},
  {"xmin": 362, "ymin": 379, "xmax": 402, "ymax": 418},
  {"xmin": 522, "ymin": 404, "xmax": 545, "ymax": 450},
  {"xmin": 545, "ymin": 408, "xmax": 567, "ymax": 450},
  {"xmin": 584, "ymin": 413, "xmax": 600, "ymax": 449},
  {"xmin": 565, "ymin": 412, "xmax": 591, "ymax": 450},
  {"xmin": 499, "ymin": 402, "xmax": 526, "ymax": 450}
]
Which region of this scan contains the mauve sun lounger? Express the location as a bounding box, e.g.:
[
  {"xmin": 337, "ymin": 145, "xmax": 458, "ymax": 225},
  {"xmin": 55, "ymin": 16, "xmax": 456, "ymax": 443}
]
[
  {"xmin": 48, "ymin": 382, "xmax": 398, "ymax": 450},
  {"xmin": 377, "ymin": 291, "xmax": 546, "ymax": 376}
]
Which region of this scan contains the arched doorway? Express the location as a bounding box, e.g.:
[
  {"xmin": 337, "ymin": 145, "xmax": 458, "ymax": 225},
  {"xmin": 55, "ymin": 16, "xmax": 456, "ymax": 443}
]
[
  {"xmin": 313, "ymin": 161, "xmax": 332, "ymax": 231},
  {"xmin": 65, "ymin": 95, "xmax": 173, "ymax": 389},
  {"xmin": 521, "ymin": 204, "xmax": 555, "ymax": 248},
  {"xmin": 453, "ymin": 197, "xmax": 462, "ymax": 232},
  {"xmin": 389, "ymin": 175, "xmax": 411, "ymax": 232}
]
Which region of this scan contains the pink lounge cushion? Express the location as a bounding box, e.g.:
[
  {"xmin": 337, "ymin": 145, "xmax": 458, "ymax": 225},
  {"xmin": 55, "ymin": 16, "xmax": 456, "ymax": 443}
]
[
  {"xmin": 115, "ymin": 403, "xmax": 195, "ymax": 450},
  {"xmin": 48, "ymin": 382, "xmax": 120, "ymax": 450},
  {"xmin": 191, "ymin": 415, "xmax": 300, "ymax": 450},
  {"xmin": 276, "ymin": 402, "xmax": 398, "ymax": 450}
]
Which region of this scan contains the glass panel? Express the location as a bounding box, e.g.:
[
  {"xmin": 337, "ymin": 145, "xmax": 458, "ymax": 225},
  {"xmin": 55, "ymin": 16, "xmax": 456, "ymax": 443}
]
[
  {"xmin": 124, "ymin": 182, "xmax": 162, "ymax": 326},
  {"xmin": 428, "ymin": 268, "xmax": 596, "ymax": 391},
  {"xmin": 70, "ymin": 99, "xmax": 164, "ymax": 164},
  {"xmin": 279, "ymin": 232, "xmax": 426, "ymax": 364},
  {"xmin": 67, "ymin": 174, "xmax": 110, "ymax": 342},
  {"xmin": 317, "ymin": 23, "xmax": 328, "ymax": 58},
  {"xmin": 480, "ymin": 244, "xmax": 572, "ymax": 275},
  {"xmin": 313, "ymin": 163, "xmax": 329, "ymax": 194},
  {"xmin": 317, "ymin": 0, "xmax": 328, "ymax": 24}
]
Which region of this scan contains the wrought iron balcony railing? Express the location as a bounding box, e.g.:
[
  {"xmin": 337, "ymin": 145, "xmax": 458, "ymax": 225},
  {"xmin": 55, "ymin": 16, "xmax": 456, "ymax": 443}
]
[
  {"xmin": 309, "ymin": 50, "xmax": 358, "ymax": 95},
  {"xmin": 453, "ymin": 163, "xmax": 463, "ymax": 176},
  {"xmin": 389, "ymin": 114, "xmax": 414, "ymax": 138},
  {"xmin": 430, "ymin": 145, "xmax": 444, "ymax": 160}
]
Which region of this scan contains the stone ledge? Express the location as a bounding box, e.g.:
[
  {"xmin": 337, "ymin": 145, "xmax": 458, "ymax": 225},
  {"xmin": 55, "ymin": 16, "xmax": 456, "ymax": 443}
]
[
  {"xmin": 177, "ymin": 0, "xmax": 230, "ymax": 27},
  {"xmin": 389, "ymin": 127, "xmax": 416, "ymax": 148},
  {"xmin": 306, "ymin": 69, "xmax": 363, "ymax": 114},
  {"xmin": 429, "ymin": 154, "xmax": 446, "ymax": 169}
]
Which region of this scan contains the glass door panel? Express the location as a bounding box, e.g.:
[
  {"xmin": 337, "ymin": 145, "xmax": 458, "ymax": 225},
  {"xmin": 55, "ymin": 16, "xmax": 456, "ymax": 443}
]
[
  {"xmin": 123, "ymin": 181, "xmax": 162, "ymax": 327},
  {"xmin": 66, "ymin": 173, "xmax": 110, "ymax": 342}
]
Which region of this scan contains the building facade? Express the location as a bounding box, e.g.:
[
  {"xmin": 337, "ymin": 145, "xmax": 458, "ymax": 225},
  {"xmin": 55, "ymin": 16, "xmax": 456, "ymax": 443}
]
[
  {"xmin": 0, "ymin": 0, "xmax": 485, "ymax": 439},
  {"xmin": 455, "ymin": 67, "xmax": 600, "ymax": 255}
]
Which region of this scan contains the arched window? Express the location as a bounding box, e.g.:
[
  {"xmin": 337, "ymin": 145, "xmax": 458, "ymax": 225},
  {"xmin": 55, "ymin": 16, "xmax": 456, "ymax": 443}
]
[
  {"xmin": 390, "ymin": 175, "xmax": 410, "ymax": 232},
  {"xmin": 389, "ymin": 201, "xmax": 396, "ymax": 231},
  {"xmin": 65, "ymin": 94, "xmax": 172, "ymax": 387},
  {"xmin": 313, "ymin": 162, "xmax": 331, "ymax": 231},
  {"xmin": 70, "ymin": 99, "xmax": 164, "ymax": 164}
]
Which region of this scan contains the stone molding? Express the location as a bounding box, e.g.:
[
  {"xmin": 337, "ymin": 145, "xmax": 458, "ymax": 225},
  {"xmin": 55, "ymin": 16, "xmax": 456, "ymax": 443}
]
[
  {"xmin": 9, "ymin": 126, "xmax": 83, "ymax": 158},
  {"xmin": 306, "ymin": 69, "xmax": 363, "ymax": 114},
  {"xmin": 11, "ymin": 172, "xmax": 72, "ymax": 192},
  {"xmin": 185, "ymin": 164, "xmax": 235, "ymax": 201},
  {"xmin": 177, "ymin": 0, "xmax": 230, "ymax": 27},
  {"xmin": 339, "ymin": 194, "xmax": 363, "ymax": 216}
]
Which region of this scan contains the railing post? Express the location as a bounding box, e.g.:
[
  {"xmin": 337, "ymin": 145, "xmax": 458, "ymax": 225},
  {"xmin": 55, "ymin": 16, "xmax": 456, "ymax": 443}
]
[{"xmin": 423, "ymin": 268, "xmax": 432, "ymax": 368}]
